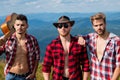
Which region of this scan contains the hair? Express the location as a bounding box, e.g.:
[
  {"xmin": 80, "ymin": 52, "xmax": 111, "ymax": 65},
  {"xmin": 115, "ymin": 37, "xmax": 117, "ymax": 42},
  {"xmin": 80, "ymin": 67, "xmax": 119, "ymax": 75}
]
[
  {"xmin": 90, "ymin": 12, "xmax": 106, "ymax": 24},
  {"xmin": 16, "ymin": 14, "xmax": 28, "ymax": 23}
]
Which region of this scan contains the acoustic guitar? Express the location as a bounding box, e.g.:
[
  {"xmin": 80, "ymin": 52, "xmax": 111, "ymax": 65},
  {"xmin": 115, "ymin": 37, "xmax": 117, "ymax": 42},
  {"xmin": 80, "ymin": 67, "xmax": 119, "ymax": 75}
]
[{"xmin": 0, "ymin": 13, "xmax": 17, "ymax": 35}]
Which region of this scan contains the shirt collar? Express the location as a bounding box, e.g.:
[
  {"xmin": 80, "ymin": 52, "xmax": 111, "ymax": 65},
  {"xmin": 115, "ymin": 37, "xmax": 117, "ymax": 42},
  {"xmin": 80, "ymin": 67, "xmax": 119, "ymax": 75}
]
[
  {"xmin": 10, "ymin": 32, "xmax": 28, "ymax": 43},
  {"xmin": 95, "ymin": 32, "xmax": 117, "ymax": 39}
]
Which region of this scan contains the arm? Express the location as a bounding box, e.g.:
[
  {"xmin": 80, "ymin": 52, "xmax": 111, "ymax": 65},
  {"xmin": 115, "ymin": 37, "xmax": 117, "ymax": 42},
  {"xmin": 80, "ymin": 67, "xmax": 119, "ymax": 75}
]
[
  {"xmin": 78, "ymin": 36, "xmax": 86, "ymax": 46},
  {"xmin": 111, "ymin": 40, "xmax": 120, "ymax": 80},
  {"xmin": 111, "ymin": 67, "xmax": 120, "ymax": 80},
  {"xmin": 83, "ymin": 72, "xmax": 90, "ymax": 80},
  {"xmin": 26, "ymin": 59, "xmax": 39, "ymax": 79},
  {"xmin": 81, "ymin": 46, "xmax": 90, "ymax": 80},
  {"xmin": 26, "ymin": 38, "xmax": 40, "ymax": 79},
  {"xmin": 43, "ymin": 72, "xmax": 50, "ymax": 80},
  {"xmin": 42, "ymin": 44, "xmax": 53, "ymax": 80},
  {"xmin": 78, "ymin": 33, "xmax": 94, "ymax": 46},
  {"xmin": 0, "ymin": 27, "xmax": 14, "ymax": 46}
]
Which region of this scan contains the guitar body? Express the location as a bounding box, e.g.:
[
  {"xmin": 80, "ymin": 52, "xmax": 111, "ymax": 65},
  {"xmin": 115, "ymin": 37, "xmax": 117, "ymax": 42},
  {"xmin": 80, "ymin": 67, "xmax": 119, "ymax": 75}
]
[
  {"xmin": 1, "ymin": 23, "xmax": 10, "ymax": 35},
  {"xmin": 0, "ymin": 13, "xmax": 17, "ymax": 35}
]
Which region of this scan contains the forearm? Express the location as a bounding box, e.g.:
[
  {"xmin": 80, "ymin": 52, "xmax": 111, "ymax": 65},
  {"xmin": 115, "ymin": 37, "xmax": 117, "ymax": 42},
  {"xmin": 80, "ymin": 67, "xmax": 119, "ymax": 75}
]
[
  {"xmin": 0, "ymin": 35, "xmax": 6, "ymax": 46},
  {"xmin": 111, "ymin": 67, "xmax": 120, "ymax": 80},
  {"xmin": 32, "ymin": 59, "xmax": 39, "ymax": 74},
  {"xmin": 83, "ymin": 72, "xmax": 90, "ymax": 80},
  {"xmin": 42, "ymin": 72, "xmax": 50, "ymax": 80},
  {"xmin": 0, "ymin": 31, "xmax": 13, "ymax": 46}
]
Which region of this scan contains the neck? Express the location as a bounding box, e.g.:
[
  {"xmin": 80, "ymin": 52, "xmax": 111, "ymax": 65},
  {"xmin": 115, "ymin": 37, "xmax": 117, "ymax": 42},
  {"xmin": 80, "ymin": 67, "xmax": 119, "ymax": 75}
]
[
  {"xmin": 60, "ymin": 35, "xmax": 71, "ymax": 42},
  {"xmin": 98, "ymin": 31, "xmax": 109, "ymax": 40},
  {"xmin": 16, "ymin": 33, "xmax": 26, "ymax": 40}
]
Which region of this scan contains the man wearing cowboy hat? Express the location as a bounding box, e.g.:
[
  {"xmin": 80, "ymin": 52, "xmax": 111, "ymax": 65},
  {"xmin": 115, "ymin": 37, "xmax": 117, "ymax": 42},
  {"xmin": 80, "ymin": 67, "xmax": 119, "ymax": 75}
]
[{"xmin": 42, "ymin": 16, "xmax": 90, "ymax": 80}]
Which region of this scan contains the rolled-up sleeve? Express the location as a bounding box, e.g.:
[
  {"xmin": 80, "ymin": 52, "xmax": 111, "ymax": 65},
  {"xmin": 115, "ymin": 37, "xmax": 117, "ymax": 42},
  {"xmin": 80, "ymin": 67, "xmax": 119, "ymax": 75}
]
[
  {"xmin": 42, "ymin": 45, "xmax": 53, "ymax": 73},
  {"xmin": 81, "ymin": 46, "xmax": 90, "ymax": 72}
]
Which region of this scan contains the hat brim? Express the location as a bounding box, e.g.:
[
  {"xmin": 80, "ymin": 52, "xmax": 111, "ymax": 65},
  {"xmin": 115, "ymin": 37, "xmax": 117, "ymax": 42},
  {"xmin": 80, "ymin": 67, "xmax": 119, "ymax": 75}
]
[{"xmin": 53, "ymin": 21, "xmax": 75, "ymax": 27}]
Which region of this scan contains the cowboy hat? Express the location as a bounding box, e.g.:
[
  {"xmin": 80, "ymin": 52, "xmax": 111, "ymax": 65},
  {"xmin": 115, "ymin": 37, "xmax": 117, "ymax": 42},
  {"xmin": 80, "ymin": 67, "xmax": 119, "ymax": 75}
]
[{"xmin": 53, "ymin": 16, "xmax": 75, "ymax": 27}]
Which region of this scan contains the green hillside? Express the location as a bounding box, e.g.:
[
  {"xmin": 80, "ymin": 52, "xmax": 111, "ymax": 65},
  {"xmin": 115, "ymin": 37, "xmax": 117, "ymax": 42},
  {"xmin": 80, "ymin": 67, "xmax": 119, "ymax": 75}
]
[
  {"xmin": 0, "ymin": 60, "xmax": 120, "ymax": 80},
  {"xmin": 0, "ymin": 61, "xmax": 44, "ymax": 80}
]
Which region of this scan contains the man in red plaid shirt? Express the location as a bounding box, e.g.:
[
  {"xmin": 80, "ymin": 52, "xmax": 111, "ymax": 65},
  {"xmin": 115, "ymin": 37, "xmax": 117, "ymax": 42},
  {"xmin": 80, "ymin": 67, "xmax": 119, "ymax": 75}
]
[
  {"xmin": 42, "ymin": 16, "xmax": 90, "ymax": 80},
  {"xmin": 0, "ymin": 14, "xmax": 40, "ymax": 80},
  {"xmin": 78, "ymin": 12, "xmax": 120, "ymax": 80}
]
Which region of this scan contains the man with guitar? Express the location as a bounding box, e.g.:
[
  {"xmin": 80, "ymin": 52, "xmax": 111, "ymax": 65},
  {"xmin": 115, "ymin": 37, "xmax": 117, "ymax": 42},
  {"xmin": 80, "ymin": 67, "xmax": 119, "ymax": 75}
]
[{"xmin": 0, "ymin": 13, "xmax": 40, "ymax": 80}]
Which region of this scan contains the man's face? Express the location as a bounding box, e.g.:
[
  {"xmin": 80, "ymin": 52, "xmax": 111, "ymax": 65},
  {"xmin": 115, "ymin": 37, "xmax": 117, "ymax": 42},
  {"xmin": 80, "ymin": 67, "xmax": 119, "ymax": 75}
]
[
  {"xmin": 92, "ymin": 19, "xmax": 106, "ymax": 36},
  {"xmin": 14, "ymin": 20, "xmax": 28, "ymax": 34},
  {"xmin": 57, "ymin": 23, "xmax": 72, "ymax": 37}
]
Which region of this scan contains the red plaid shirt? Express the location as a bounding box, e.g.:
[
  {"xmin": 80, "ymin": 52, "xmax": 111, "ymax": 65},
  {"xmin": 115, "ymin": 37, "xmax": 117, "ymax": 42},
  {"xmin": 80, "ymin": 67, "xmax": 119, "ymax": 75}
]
[
  {"xmin": 0, "ymin": 33, "xmax": 40, "ymax": 78},
  {"xmin": 42, "ymin": 35, "xmax": 90, "ymax": 80},
  {"xmin": 85, "ymin": 33, "xmax": 120, "ymax": 80}
]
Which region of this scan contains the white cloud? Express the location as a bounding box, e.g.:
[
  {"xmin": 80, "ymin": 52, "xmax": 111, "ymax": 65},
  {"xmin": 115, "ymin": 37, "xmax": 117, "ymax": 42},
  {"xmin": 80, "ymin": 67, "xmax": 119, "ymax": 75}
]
[{"xmin": 0, "ymin": 0, "xmax": 119, "ymax": 16}]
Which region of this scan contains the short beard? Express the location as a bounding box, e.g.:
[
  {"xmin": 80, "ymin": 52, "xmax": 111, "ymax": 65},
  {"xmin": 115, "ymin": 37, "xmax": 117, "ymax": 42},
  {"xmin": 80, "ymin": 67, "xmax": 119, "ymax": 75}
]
[
  {"xmin": 96, "ymin": 29, "xmax": 105, "ymax": 36},
  {"xmin": 60, "ymin": 32, "xmax": 70, "ymax": 37}
]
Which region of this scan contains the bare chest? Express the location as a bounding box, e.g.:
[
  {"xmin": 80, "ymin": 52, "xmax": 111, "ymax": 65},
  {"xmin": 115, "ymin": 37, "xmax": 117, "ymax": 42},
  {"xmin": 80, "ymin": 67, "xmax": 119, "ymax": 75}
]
[
  {"xmin": 15, "ymin": 40, "xmax": 27, "ymax": 61},
  {"xmin": 96, "ymin": 39, "xmax": 106, "ymax": 61}
]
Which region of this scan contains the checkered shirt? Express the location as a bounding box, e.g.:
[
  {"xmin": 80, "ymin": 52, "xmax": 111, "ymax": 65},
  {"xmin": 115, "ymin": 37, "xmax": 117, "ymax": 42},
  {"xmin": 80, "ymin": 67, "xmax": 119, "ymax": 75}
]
[
  {"xmin": 0, "ymin": 33, "xmax": 40, "ymax": 78},
  {"xmin": 42, "ymin": 35, "xmax": 90, "ymax": 80},
  {"xmin": 85, "ymin": 33, "xmax": 120, "ymax": 80}
]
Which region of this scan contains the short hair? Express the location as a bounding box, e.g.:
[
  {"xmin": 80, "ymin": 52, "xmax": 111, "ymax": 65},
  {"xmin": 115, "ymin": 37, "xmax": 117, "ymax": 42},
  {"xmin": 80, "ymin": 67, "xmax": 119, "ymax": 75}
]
[
  {"xmin": 16, "ymin": 14, "xmax": 28, "ymax": 23},
  {"xmin": 90, "ymin": 12, "xmax": 106, "ymax": 24}
]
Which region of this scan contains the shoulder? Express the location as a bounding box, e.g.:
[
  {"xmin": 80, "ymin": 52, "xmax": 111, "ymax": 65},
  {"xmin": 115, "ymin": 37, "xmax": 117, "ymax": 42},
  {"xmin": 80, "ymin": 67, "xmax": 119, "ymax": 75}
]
[
  {"xmin": 109, "ymin": 33, "xmax": 120, "ymax": 46},
  {"xmin": 48, "ymin": 38, "xmax": 59, "ymax": 46},
  {"xmin": 71, "ymin": 36, "xmax": 78, "ymax": 42},
  {"xmin": 88, "ymin": 32, "xmax": 96, "ymax": 36},
  {"xmin": 109, "ymin": 33, "xmax": 120, "ymax": 41}
]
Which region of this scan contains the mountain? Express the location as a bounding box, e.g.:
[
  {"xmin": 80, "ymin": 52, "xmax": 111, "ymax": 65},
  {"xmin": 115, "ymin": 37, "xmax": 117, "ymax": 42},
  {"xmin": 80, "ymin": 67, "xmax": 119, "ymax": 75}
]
[{"xmin": 0, "ymin": 12, "xmax": 120, "ymax": 61}]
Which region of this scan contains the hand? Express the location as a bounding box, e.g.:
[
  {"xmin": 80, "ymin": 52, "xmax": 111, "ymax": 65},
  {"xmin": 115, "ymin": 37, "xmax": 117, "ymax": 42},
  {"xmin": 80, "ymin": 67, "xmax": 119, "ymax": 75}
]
[
  {"xmin": 0, "ymin": 36, "xmax": 6, "ymax": 46},
  {"xmin": 9, "ymin": 26, "xmax": 15, "ymax": 34},
  {"xmin": 78, "ymin": 36, "xmax": 86, "ymax": 46},
  {"xmin": 26, "ymin": 73, "xmax": 35, "ymax": 80}
]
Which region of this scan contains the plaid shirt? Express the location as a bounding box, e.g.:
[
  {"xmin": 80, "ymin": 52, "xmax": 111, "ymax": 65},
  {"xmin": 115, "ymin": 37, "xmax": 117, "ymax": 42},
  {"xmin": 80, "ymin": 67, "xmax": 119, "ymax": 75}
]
[
  {"xmin": 85, "ymin": 33, "xmax": 120, "ymax": 80},
  {"xmin": 0, "ymin": 33, "xmax": 40, "ymax": 78},
  {"xmin": 42, "ymin": 35, "xmax": 89, "ymax": 80}
]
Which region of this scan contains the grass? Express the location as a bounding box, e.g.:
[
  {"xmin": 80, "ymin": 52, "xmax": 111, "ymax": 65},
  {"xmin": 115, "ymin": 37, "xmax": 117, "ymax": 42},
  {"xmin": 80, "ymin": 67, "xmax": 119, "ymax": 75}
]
[
  {"xmin": 0, "ymin": 60, "xmax": 120, "ymax": 80},
  {"xmin": 0, "ymin": 60, "xmax": 44, "ymax": 80}
]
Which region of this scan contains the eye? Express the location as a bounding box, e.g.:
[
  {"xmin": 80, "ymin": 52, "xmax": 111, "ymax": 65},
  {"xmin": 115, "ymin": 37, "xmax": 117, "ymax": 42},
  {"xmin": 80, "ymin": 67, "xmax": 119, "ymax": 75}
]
[
  {"xmin": 21, "ymin": 24, "xmax": 25, "ymax": 26},
  {"xmin": 94, "ymin": 25, "xmax": 98, "ymax": 27},
  {"xmin": 16, "ymin": 24, "xmax": 20, "ymax": 26},
  {"xmin": 100, "ymin": 24, "xmax": 103, "ymax": 26}
]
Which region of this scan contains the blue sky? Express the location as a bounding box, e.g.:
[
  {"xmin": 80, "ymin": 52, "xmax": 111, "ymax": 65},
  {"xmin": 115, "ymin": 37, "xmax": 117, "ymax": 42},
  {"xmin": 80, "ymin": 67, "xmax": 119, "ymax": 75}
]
[{"xmin": 0, "ymin": 0, "xmax": 120, "ymax": 16}]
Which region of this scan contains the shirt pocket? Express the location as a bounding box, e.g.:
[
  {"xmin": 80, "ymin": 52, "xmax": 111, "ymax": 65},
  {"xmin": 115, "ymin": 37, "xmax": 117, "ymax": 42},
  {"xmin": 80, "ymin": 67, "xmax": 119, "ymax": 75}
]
[
  {"xmin": 105, "ymin": 44, "xmax": 115, "ymax": 58},
  {"xmin": 104, "ymin": 45, "xmax": 115, "ymax": 63}
]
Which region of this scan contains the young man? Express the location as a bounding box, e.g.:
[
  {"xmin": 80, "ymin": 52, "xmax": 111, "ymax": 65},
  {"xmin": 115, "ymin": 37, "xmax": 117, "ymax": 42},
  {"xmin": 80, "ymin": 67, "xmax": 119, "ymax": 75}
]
[
  {"xmin": 0, "ymin": 14, "xmax": 40, "ymax": 80},
  {"xmin": 78, "ymin": 12, "xmax": 120, "ymax": 80},
  {"xmin": 42, "ymin": 16, "xmax": 90, "ymax": 80}
]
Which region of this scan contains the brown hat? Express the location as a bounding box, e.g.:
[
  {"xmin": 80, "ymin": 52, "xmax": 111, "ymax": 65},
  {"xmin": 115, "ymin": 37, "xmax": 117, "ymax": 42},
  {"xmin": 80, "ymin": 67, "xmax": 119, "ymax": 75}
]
[{"xmin": 53, "ymin": 16, "xmax": 75, "ymax": 27}]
